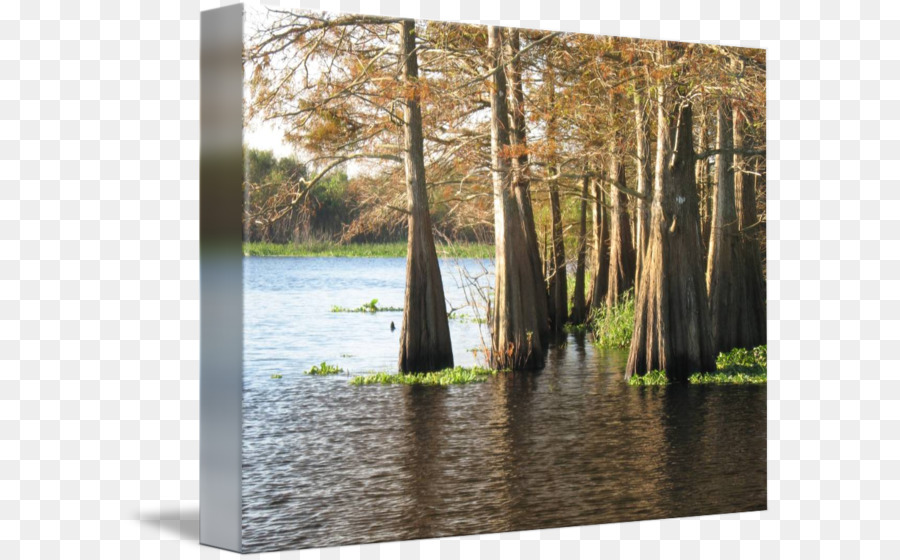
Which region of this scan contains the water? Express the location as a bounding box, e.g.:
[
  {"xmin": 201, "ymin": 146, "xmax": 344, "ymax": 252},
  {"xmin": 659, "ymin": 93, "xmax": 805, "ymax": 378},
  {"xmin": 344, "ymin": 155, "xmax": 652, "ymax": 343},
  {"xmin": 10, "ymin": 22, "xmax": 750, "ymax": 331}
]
[{"xmin": 242, "ymin": 257, "xmax": 766, "ymax": 552}]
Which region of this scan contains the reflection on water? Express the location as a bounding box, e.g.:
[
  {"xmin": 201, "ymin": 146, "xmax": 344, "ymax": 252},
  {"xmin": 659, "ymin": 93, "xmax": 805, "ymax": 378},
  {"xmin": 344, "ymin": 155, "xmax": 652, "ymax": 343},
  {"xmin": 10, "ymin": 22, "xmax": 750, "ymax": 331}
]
[{"xmin": 242, "ymin": 257, "xmax": 765, "ymax": 552}]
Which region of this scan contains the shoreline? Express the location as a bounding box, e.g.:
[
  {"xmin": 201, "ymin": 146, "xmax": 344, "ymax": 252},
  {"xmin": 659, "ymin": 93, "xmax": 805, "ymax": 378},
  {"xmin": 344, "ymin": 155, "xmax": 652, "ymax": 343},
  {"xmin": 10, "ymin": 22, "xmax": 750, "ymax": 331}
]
[{"xmin": 243, "ymin": 241, "xmax": 494, "ymax": 259}]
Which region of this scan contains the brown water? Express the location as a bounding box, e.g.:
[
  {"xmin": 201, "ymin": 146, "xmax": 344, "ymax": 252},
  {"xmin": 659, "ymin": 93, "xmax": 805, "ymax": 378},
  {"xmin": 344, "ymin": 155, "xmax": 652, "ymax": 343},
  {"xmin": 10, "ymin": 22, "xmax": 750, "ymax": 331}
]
[{"xmin": 241, "ymin": 257, "xmax": 766, "ymax": 552}]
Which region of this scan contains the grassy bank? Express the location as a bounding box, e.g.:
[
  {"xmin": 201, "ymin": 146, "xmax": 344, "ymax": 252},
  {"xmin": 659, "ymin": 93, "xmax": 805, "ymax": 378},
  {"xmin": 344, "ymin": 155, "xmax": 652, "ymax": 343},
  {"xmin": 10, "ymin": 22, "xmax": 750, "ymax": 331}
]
[
  {"xmin": 243, "ymin": 241, "xmax": 494, "ymax": 259},
  {"xmin": 349, "ymin": 366, "xmax": 497, "ymax": 386},
  {"xmin": 628, "ymin": 345, "xmax": 767, "ymax": 386}
]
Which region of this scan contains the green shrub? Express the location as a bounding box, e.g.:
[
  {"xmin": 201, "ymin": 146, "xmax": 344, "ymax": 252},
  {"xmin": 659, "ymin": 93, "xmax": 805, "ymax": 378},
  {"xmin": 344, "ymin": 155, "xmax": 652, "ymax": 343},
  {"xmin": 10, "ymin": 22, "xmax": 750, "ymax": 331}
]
[{"xmin": 591, "ymin": 289, "xmax": 635, "ymax": 349}]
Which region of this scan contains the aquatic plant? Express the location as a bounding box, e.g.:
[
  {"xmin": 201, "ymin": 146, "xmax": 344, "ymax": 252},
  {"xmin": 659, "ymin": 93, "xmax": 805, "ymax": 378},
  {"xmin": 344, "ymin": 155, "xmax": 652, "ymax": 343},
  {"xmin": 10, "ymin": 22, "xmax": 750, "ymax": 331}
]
[
  {"xmin": 349, "ymin": 366, "xmax": 497, "ymax": 386},
  {"xmin": 627, "ymin": 345, "xmax": 767, "ymax": 386},
  {"xmin": 590, "ymin": 289, "xmax": 635, "ymax": 349},
  {"xmin": 304, "ymin": 362, "xmax": 343, "ymax": 376},
  {"xmin": 447, "ymin": 311, "xmax": 488, "ymax": 324},
  {"xmin": 270, "ymin": 374, "xmax": 283, "ymax": 379},
  {"xmin": 331, "ymin": 299, "xmax": 403, "ymax": 313}
]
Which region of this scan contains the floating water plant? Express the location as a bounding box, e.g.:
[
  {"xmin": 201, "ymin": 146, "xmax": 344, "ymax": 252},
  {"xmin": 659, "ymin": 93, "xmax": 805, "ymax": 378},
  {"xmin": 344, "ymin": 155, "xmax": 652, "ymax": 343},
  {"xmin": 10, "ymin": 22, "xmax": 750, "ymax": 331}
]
[
  {"xmin": 349, "ymin": 366, "xmax": 497, "ymax": 387},
  {"xmin": 270, "ymin": 374, "xmax": 283, "ymax": 379},
  {"xmin": 447, "ymin": 311, "xmax": 487, "ymax": 324},
  {"xmin": 627, "ymin": 345, "xmax": 767, "ymax": 386},
  {"xmin": 304, "ymin": 362, "xmax": 343, "ymax": 376},
  {"xmin": 331, "ymin": 299, "xmax": 403, "ymax": 313}
]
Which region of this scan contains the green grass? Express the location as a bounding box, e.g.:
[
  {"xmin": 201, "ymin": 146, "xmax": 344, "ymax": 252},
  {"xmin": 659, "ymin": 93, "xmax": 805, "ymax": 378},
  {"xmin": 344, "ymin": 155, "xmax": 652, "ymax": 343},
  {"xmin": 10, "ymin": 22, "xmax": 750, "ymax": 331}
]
[
  {"xmin": 627, "ymin": 345, "xmax": 767, "ymax": 386},
  {"xmin": 590, "ymin": 289, "xmax": 635, "ymax": 349},
  {"xmin": 304, "ymin": 361, "xmax": 343, "ymax": 376},
  {"xmin": 349, "ymin": 366, "xmax": 497, "ymax": 386},
  {"xmin": 331, "ymin": 299, "xmax": 402, "ymax": 313},
  {"xmin": 243, "ymin": 241, "xmax": 494, "ymax": 259}
]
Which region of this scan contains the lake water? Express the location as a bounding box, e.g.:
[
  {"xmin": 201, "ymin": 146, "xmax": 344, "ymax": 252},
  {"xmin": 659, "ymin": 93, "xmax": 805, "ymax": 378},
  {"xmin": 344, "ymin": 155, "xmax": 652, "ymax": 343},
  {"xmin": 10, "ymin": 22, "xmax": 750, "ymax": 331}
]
[{"xmin": 241, "ymin": 257, "xmax": 766, "ymax": 552}]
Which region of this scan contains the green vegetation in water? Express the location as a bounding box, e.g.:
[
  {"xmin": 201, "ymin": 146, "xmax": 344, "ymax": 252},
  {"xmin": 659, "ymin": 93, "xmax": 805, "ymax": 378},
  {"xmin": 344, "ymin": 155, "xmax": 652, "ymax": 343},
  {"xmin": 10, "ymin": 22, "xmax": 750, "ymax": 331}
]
[
  {"xmin": 331, "ymin": 299, "xmax": 403, "ymax": 313},
  {"xmin": 564, "ymin": 322, "xmax": 588, "ymax": 334},
  {"xmin": 270, "ymin": 374, "xmax": 283, "ymax": 379},
  {"xmin": 447, "ymin": 311, "xmax": 487, "ymax": 324},
  {"xmin": 349, "ymin": 366, "xmax": 497, "ymax": 386},
  {"xmin": 590, "ymin": 289, "xmax": 635, "ymax": 348},
  {"xmin": 304, "ymin": 362, "xmax": 343, "ymax": 376},
  {"xmin": 243, "ymin": 241, "xmax": 494, "ymax": 259},
  {"xmin": 627, "ymin": 345, "xmax": 767, "ymax": 386}
]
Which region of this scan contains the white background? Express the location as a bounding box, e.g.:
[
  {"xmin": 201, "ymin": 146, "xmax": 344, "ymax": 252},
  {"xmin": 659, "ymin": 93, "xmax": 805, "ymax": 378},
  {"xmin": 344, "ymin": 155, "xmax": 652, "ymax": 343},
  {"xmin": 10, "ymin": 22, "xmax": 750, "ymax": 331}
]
[{"xmin": 1, "ymin": 0, "xmax": 896, "ymax": 558}]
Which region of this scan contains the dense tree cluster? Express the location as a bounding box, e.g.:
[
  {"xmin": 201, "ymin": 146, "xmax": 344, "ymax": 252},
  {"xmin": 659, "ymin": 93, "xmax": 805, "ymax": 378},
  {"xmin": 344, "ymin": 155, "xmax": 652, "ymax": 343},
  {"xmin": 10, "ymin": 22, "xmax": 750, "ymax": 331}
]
[{"xmin": 245, "ymin": 9, "xmax": 766, "ymax": 377}]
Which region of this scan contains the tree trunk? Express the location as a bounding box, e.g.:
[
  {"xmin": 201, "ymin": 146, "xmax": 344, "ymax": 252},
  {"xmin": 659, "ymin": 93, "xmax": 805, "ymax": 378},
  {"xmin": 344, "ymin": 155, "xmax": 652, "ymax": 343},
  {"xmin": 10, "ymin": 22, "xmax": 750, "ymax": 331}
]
[
  {"xmin": 733, "ymin": 104, "xmax": 766, "ymax": 347},
  {"xmin": 548, "ymin": 169, "xmax": 567, "ymax": 331},
  {"xmin": 397, "ymin": 20, "xmax": 454, "ymax": 373},
  {"xmin": 569, "ymin": 175, "xmax": 589, "ymax": 324},
  {"xmin": 696, "ymin": 105, "xmax": 711, "ymax": 258},
  {"xmin": 606, "ymin": 155, "xmax": 636, "ymax": 308},
  {"xmin": 633, "ymin": 90, "xmax": 652, "ymax": 294},
  {"xmin": 505, "ymin": 28, "xmax": 550, "ymax": 340},
  {"xmin": 488, "ymin": 26, "xmax": 544, "ymax": 370},
  {"xmin": 626, "ymin": 92, "xmax": 716, "ymax": 382},
  {"xmin": 705, "ymin": 101, "xmax": 766, "ymax": 354},
  {"xmin": 587, "ymin": 176, "xmax": 609, "ymax": 314}
]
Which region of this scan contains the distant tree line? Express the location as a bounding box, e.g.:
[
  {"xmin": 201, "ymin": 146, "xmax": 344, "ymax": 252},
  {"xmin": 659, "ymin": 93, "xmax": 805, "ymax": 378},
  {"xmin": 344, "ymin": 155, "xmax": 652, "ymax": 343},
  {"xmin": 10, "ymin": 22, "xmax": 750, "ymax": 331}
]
[{"xmin": 243, "ymin": 147, "xmax": 493, "ymax": 244}]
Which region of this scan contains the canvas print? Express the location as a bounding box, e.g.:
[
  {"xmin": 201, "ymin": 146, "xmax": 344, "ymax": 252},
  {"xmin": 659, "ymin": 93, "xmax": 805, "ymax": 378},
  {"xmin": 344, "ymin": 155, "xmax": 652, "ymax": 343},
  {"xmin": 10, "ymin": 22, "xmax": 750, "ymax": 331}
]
[{"xmin": 207, "ymin": 4, "xmax": 767, "ymax": 552}]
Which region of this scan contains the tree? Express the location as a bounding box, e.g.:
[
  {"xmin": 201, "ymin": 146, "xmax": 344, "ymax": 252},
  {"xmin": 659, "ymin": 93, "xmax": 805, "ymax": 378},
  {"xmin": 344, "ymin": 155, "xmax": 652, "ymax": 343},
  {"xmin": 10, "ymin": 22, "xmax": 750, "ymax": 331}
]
[
  {"xmin": 605, "ymin": 140, "xmax": 636, "ymax": 308},
  {"xmin": 733, "ymin": 104, "xmax": 767, "ymax": 349},
  {"xmin": 505, "ymin": 28, "xmax": 550, "ymax": 340},
  {"xmin": 586, "ymin": 175, "xmax": 609, "ymax": 314},
  {"xmin": 626, "ymin": 75, "xmax": 716, "ymax": 382},
  {"xmin": 633, "ymin": 89, "xmax": 652, "ymax": 291},
  {"xmin": 488, "ymin": 25, "xmax": 545, "ymax": 370},
  {"xmin": 569, "ymin": 174, "xmax": 589, "ymax": 324},
  {"xmin": 397, "ymin": 19, "xmax": 455, "ymax": 372},
  {"xmin": 538, "ymin": 62, "xmax": 568, "ymax": 333},
  {"xmin": 705, "ymin": 96, "xmax": 765, "ymax": 355}
]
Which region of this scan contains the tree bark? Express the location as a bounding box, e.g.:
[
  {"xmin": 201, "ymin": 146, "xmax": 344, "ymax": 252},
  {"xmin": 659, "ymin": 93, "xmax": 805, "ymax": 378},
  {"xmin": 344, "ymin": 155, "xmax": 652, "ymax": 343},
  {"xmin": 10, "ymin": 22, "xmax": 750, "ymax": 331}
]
[
  {"xmin": 606, "ymin": 154, "xmax": 636, "ymax": 308},
  {"xmin": 626, "ymin": 91, "xmax": 716, "ymax": 382},
  {"xmin": 569, "ymin": 174, "xmax": 589, "ymax": 324},
  {"xmin": 705, "ymin": 100, "xmax": 766, "ymax": 354},
  {"xmin": 587, "ymin": 176, "xmax": 609, "ymax": 314},
  {"xmin": 696, "ymin": 105, "xmax": 712, "ymax": 257},
  {"xmin": 633, "ymin": 90, "xmax": 652, "ymax": 294},
  {"xmin": 397, "ymin": 19, "xmax": 454, "ymax": 373},
  {"xmin": 505, "ymin": 28, "xmax": 550, "ymax": 341},
  {"xmin": 488, "ymin": 26, "xmax": 544, "ymax": 370}
]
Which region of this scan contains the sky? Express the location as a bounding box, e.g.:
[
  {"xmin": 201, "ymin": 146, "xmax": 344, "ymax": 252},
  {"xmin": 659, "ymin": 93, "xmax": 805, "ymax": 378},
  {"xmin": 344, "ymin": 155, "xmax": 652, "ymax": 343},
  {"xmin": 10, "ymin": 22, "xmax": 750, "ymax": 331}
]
[
  {"xmin": 243, "ymin": 5, "xmax": 295, "ymax": 159},
  {"xmin": 244, "ymin": 117, "xmax": 294, "ymax": 158}
]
